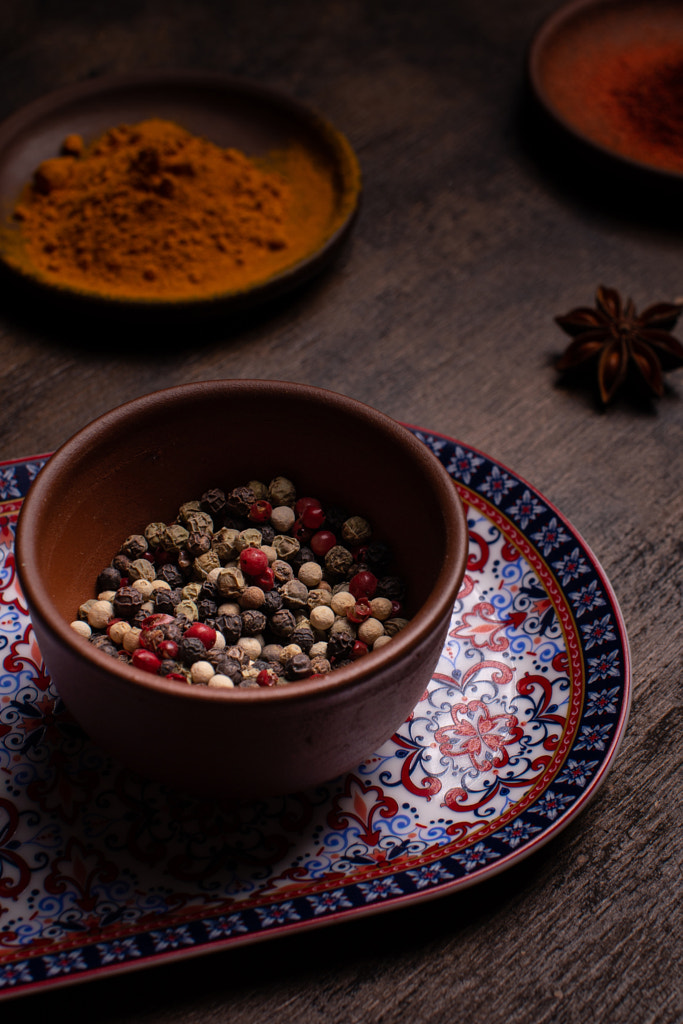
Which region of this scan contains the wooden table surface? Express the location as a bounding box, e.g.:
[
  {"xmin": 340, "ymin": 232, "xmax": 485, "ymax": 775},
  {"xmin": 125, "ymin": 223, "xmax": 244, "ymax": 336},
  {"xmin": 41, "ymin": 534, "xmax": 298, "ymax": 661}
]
[{"xmin": 1, "ymin": 1, "xmax": 681, "ymax": 1021}]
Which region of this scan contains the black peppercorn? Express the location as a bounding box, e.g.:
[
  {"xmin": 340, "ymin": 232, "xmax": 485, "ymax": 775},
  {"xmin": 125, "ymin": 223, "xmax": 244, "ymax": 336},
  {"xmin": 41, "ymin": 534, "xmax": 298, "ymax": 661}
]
[
  {"xmin": 159, "ymin": 659, "xmax": 185, "ymax": 678},
  {"xmin": 156, "ymin": 563, "xmax": 184, "ymax": 588},
  {"xmin": 226, "ymin": 486, "xmax": 255, "ymax": 516},
  {"xmin": 186, "ymin": 531, "xmax": 212, "ymax": 558},
  {"xmin": 240, "ymin": 609, "xmax": 267, "ymax": 636},
  {"xmin": 201, "ymin": 487, "xmax": 227, "ymax": 518},
  {"xmin": 259, "ymin": 524, "xmax": 275, "ymax": 545},
  {"xmin": 112, "ymin": 553, "xmax": 131, "ymax": 576},
  {"xmin": 154, "ymin": 588, "xmax": 179, "ymax": 614},
  {"xmin": 89, "ymin": 634, "xmax": 118, "ymax": 657},
  {"xmin": 364, "ymin": 542, "xmax": 392, "ymax": 573},
  {"xmin": 262, "ymin": 589, "xmax": 283, "ymax": 615},
  {"xmin": 327, "ymin": 629, "xmax": 355, "ymax": 664},
  {"xmin": 215, "ymin": 613, "xmax": 242, "ymax": 644},
  {"xmin": 120, "ymin": 534, "xmax": 148, "ymax": 559},
  {"xmin": 377, "ymin": 576, "xmax": 406, "ymax": 601},
  {"xmin": 290, "ymin": 624, "xmax": 314, "ymax": 652},
  {"xmin": 113, "ymin": 585, "xmax": 144, "ymax": 620},
  {"xmin": 180, "ymin": 635, "xmax": 209, "ymax": 666},
  {"xmin": 285, "ymin": 652, "xmax": 313, "ymax": 680},
  {"xmin": 197, "ymin": 597, "xmax": 218, "ymax": 620},
  {"xmin": 270, "ymin": 608, "xmax": 296, "ymax": 638},
  {"xmin": 96, "ymin": 566, "xmax": 122, "ymax": 593}
]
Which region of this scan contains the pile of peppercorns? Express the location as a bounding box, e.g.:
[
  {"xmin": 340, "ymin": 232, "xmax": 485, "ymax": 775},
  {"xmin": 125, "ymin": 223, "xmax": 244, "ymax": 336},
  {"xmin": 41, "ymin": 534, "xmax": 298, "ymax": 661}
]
[{"xmin": 70, "ymin": 477, "xmax": 409, "ymax": 688}]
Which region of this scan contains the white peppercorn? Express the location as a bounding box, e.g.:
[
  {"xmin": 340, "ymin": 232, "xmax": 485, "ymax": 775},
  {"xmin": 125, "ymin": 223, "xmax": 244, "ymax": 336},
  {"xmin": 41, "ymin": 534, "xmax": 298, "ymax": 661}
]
[
  {"xmin": 190, "ymin": 661, "xmax": 216, "ymax": 685},
  {"xmin": 373, "ymin": 634, "xmax": 393, "ymax": 650},
  {"xmin": 132, "ymin": 578, "xmax": 154, "ymax": 599},
  {"xmin": 298, "ymin": 561, "xmax": 323, "ymax": 588},
  {"xmin": 70, "ymin": 620, "xmax": 92, "ymax": 639},
  {"xmin": 208, "ymin": 674, "xmax": 235, "ymax": 689},
  {"xmin": 122, "ymin": 627, "xmax": 142, "ymax": 653},
  {"xmin": 240, "ymin": 586, "xmax": 265, "ymax": 609},
  {"xmin": 270, "ymin": 505, "xmax": 296, "ymax": 532},
  {"xmin": 280, "ymin": 643, "xmax": 303, "ymax": 663},
  {"xmin": 97, "ymin": 589, "xmax": 117, "ymax": 603},
  {"xmin": 310, "ymin": 604, "xmax": 335, "ymax": 632},
  {"xmin": 108, "ymin": 620, "xmax": 132, "ymax": 645},
  {"xmin": 78, "ymin": 598, "xmax": 99, "ymax": 621},
  {"xmin": 370, "ymin": 597, "xmax": 393, "ymax": 621},
  {"xmin": 330, "ymin": 591, "xmax": 355, "ymax": 616},
  {"xmin": 358, "ymin": 617, "xmax": 385, "ymax": 645},
  {"xmin": 87, "ymin": 599, "xmax": 114, "ymax": 629},
  {"xmin": 238, "ymin": 636, "xmax": 262, "ymax": 660}
]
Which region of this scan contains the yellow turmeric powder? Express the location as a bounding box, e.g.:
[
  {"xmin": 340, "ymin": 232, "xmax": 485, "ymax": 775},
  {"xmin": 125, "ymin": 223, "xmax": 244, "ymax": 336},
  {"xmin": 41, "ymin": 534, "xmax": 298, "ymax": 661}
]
[{"xmin": 2, "ymin": 117, "xmax": 358, "ymax": 301}]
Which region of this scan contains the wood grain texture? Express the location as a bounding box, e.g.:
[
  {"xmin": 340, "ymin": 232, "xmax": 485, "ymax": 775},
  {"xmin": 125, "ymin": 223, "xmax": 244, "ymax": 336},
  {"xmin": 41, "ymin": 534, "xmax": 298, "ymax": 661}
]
[{"xmin": 0, "ymin": 1, "xmax": 681, "ymax": 1021}]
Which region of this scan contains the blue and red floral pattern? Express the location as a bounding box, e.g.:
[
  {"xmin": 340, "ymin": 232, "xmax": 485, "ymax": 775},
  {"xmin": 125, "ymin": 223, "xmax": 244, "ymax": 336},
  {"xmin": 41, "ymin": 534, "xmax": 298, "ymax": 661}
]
[{"xmin": 0, "ymin": 434, "xmax": 630, "ymax": 998}]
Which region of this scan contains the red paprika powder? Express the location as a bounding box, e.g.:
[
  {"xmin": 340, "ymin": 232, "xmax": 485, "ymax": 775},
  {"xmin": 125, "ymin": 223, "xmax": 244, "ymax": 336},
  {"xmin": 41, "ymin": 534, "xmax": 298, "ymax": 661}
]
[{"xmin": 536, "ymin": 13, "xmax": 683, "ymax": 175}]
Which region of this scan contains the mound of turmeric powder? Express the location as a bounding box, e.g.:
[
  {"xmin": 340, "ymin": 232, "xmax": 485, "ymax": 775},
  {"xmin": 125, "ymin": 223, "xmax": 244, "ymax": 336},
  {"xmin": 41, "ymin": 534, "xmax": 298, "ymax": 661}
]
[{"xmin": 4, "ymin": 118, "xmax": 344, "ymax": 301}]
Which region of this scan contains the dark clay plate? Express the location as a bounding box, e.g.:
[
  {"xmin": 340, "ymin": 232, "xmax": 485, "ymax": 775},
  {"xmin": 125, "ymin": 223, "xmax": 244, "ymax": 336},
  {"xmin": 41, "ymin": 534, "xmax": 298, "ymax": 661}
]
[
  {"xmin": 529, "ymin": 0, "xmax": 683, "ymax": 181},
  {"xmin": 0, "ymin": 72, "xmax": 361, "ymax": 313}
]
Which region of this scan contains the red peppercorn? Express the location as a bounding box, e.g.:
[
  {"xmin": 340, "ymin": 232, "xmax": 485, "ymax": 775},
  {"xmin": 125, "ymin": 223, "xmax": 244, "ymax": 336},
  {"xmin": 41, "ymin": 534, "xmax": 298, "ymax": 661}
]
[
  {"xmin": 132, "ymin": 649, "xmax": 161, "ymax": 674},
  {"xmin": 349, "ymin": 571, "xmax": 378, "ymax": 599},
  {"xmin": 166, "ymin": 672, "xmax": 187, "ymax": 682},
  {"xmin": 184, "ymin": 622, "xmax": 217, "ymax": 649},
  {"xmin": 350, "ymin": 640, "xmax": 369, "ymax": 659},
  {"xmin": 310, "ymin": 530, "xmax": 336, "ymax": 557},
  {"xmin": 295, "ymin": 496, "xmax": 321, "ymax": 517},
  {"xmin": 301, "ymin": 504, "xmax": 326, "ymax": 530},
  {"xmin": 291, "ymin": 518, "xmax": 313, "ymax": 543},
  {"xmin": 254, "ymin": 566, "xmax": 275, "ymax": 592},
  {"xmin": 158, "ymin": 639, "xmax": 179, "ymax": 660},
  {"xmin": 347, "ymin": 597, "xmax": 373, "ymax": 623},
  {"xmin": 391, "ymin": 600, "xmax": 402, "ymax": 616},
  {"xmin": 257, "ymin": 668, "xmax": 279, "ymax": 687},
  {"xmin": 239, "ymin": 547, "xmax": 269, "ymax": 577},
  {"xmin": 249, "ymin": 499, "xmax": 272, "ymax": 523},
  {"xmin": 143, "ymin": 552, "xmax": 156, "ymax": 563},
  {"xmin": 141, "ymin": 613, "xmax": 174, "ymax": 630},
  {"xmin": 354, "ymin": 545, "xmax": 369, "ymax": 563}
]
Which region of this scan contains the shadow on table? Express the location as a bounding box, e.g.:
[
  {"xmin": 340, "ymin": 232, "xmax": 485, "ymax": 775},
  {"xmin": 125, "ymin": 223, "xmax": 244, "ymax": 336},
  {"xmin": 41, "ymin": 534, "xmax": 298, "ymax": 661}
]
[{"xmin": 516, "ymin": 83, "xmax": 683, "ymax": 235}]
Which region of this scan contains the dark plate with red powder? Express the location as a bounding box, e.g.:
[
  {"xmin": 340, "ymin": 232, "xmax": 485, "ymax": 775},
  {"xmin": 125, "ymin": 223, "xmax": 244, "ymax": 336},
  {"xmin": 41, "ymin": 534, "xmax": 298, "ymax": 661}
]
[
  {"xmin": 529, "ymin": 0, "xmax": 683, "ymax": 182},
  {"xmin": 0, "ymin": 71, "xmax": 361, "ymax": 317}
]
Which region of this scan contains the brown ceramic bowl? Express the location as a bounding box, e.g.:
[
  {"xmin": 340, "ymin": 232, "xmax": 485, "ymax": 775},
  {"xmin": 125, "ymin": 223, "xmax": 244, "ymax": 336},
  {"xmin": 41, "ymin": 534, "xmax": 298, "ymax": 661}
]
[{"xmin": 15, "ymin": 380, "xmax": 467, "ymax": 798}]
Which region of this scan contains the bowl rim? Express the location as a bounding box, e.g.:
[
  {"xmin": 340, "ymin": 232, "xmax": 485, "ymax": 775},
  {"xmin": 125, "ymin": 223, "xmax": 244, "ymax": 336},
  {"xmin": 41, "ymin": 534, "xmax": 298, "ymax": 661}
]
[{"xmin": 15, "ymin": 379, "xmax": 468, "ymax": 705}]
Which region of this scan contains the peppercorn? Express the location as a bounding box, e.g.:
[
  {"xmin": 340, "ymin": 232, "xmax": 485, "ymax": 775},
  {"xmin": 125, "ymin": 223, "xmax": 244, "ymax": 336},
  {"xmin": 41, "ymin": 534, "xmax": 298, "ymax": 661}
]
[
  {"xmin": 270, "ymin": 608, "xmax": 296, "ymax": 638},
  {"xmin": 376, "ymin": 576, "xmax": 406, "ymax": 602},
  {"xmin": 268, "ymin": 476, "xmax": 296, "ymax": 507},
  {"xmin": 272, "ymin": 534, "xmax": 300, "ymax": 562},
  {"xmin": 121, "ymin": 534, "xmax": 148, "ymax": 559},
  {"xmin": 226, "ymin": 486, "xmax": 255, "ymax": 516},
  {"xmin": 283, "ymin": 652, "xmax": 311, "ymax": 680},
  {"xmin": 281, "ymin": 579, "xmax": 309, "ymax": 610},
  {"xmin": 157, "ymin": 563, "xmax": 184, "ymax": 588},
  {"xmin": 201, "ymin": 487, "xmax": 227, "ymax": 518},
  {"xmin": 327, "ymin": 629, "xmax": 355, "ymax": 664},
  {"xmin": 180, "ymin": 635, "xmax": 209, "ymax": 666},
  {"xmin": 290, "ymin": 623, "xmax": 315, "ymax": 652},
  {"xmin": 113, "ymin": 586, "xmax": 144, "ymax": 620},
  {"xmin": 241, "ymin": 609, "xmax": 267, "ymax": 636},
  {"xmin": 324, "ymin": 545, "xmax": 354, "ymax": 578},
  {"xmin": 262, "ymin": 588, "xmax": 283, "ymax": 615},
  {"xmin": 215, "ymin": 613, "xmax": 242, "ymax": 644},
  {"xmin": 96, "ymin": 566, "xmax": 122, "ymax": 593}
]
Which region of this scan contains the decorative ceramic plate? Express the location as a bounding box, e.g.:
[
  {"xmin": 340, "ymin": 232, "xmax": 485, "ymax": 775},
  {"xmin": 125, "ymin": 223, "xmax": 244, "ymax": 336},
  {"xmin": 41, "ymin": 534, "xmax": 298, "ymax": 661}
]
[
  {"xmin": 0, "ymin": 72, "xmax": 361, "ymax": 312},
  {"xmin": 529, "ymin": 0, "xmax": 683, "ymax": 180},
  {"xmin": 0, "ymin": 431, "xmax": 630, "ymax": 999}
]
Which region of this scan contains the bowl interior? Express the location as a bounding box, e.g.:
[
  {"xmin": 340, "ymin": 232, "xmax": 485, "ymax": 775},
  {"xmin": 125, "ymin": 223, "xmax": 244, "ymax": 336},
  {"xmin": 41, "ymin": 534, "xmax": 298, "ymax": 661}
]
[{"xmin": 18, "ymin": 381, "xmax": 463, "ymax": 683}]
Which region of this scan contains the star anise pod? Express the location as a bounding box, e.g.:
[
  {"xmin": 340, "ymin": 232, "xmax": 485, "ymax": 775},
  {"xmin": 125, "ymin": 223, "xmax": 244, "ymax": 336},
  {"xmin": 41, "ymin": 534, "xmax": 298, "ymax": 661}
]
[{"xmin": 555, "ymin": 285, "xmax": 683, "ymax": 404}]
